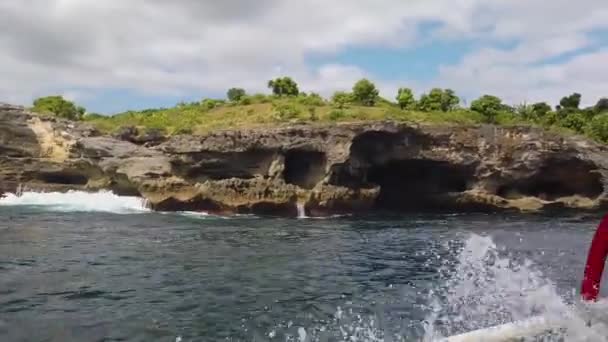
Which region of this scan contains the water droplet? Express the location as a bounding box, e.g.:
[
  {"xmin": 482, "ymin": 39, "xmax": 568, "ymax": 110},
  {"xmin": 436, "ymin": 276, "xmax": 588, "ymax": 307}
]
[{"xmin": 297, "ymin": 327, "xmax": 307, "ymax": 342}]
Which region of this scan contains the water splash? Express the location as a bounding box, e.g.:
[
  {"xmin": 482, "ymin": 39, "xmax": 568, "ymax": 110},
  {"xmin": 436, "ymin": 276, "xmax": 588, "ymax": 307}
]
[
  {"xmin": 422, "ymin": 233, "xmax": 607, "ymax": 341},
  {"xmin": 267, "ymin": 233, "xmax": 608, "ymax": 341},
  {"xmin": 296, "ymin": 202, "xmax": 308, "ymax": 219},
  {"xmin": 270, "ymin": 307, "xmax": 400, "ymax": 342},
  {"xmin": 0, "ymin": 190, "xmax": 150, "ymax": 214}
]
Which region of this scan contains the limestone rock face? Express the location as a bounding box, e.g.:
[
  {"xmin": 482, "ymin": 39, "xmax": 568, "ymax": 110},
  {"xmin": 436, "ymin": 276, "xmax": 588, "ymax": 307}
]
[{"xmin": 2, "ymin": 103, "xmax": 608, "ymax": 216}]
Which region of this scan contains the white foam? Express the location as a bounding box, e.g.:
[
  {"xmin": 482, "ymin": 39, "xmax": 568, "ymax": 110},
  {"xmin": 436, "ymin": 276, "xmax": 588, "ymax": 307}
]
[
  {"xmin": 268, "ymin": 233, "xmax": 608, "ymax": 341},
  {"xmin": 177, "ymin": 211, "xmax": 231, "ymax": 220},
  {"xmin": 423, "ymin": 233, "xmax": 607, "ymax": 341},
  {"xmin": 296, "ymin": 202, "xmax": 308, "ymax": 219},
  {"xmin": 0, "ymin": 190, "xmax": 150, "ymax": 214}
]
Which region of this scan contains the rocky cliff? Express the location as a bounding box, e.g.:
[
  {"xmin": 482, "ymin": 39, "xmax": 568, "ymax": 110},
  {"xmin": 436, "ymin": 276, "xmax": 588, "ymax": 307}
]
[{"xmin": 2, "ymin": 103, "xmax": 608, "ymax": 216}]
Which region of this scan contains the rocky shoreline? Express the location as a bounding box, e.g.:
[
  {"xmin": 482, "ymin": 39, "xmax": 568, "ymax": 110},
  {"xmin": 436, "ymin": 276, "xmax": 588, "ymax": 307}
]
[{"xmin": 2, "ymin": 102, "xmax": 608, "ymax": 217}]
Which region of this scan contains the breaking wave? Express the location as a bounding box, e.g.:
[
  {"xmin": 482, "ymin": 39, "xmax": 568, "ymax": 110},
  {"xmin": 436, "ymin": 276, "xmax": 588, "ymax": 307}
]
[{"xmin": 0, "ymin": 190, "xmax": 150, "ymax": 214}]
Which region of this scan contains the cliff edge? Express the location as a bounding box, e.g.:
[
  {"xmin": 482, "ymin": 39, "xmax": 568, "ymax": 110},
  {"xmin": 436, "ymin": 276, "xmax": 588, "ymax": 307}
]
[{"xmin": 2, "ymin": 103, "xmax": 608, "ymax": 216}]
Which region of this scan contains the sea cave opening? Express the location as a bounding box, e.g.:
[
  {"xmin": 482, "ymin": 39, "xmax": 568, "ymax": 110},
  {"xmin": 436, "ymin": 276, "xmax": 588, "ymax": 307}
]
[
  {"xmin": 283, "ymin": 150, "xmax": 327, "ymax": 189},
  {"xmin": 496, "ymin": 158, "xmax": 603, "ymax": 200},
  {"xmin": 367, "ymin": 159, "xmax": 473, "ymax": 211},
  {"xmin": 36, "ymin": 172, "xmax": 89, "ymax": 185},
  {"xmin": 171, "ymin": 150, "xmax": 277, "ymax": 182}
]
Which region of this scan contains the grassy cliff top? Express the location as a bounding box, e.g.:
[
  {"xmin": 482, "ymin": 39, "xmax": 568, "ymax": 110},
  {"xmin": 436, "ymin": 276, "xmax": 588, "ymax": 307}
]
[
  {"xmin": 82, "ymin": 96, "xmax": 525, "ymax": 136},
  {"xmin": 28, "ymin": 89, "xmax": 608, "ymax": 143}
]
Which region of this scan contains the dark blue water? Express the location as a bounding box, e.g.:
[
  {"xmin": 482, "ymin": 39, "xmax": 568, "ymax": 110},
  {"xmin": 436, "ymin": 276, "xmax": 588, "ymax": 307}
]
[{"xmin": 0, "ymin": 205, "xmax": 601, "ymax": 341}]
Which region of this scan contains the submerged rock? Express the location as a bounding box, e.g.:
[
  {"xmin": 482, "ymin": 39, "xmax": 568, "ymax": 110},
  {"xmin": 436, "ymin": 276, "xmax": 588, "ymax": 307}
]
[{"xmin": 1, "ymin": 103, "xmax": 608, "ymax": 216}]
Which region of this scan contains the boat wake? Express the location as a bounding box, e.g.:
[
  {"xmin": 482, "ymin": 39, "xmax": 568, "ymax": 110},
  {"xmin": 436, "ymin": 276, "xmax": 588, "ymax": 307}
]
[
  {"xmin": 422, "ymin": 234, "xmax": 608, "ymax": 341},
  {"xmin": 264, "ymin": 233, "xmax": 608, "ymax": 341}
]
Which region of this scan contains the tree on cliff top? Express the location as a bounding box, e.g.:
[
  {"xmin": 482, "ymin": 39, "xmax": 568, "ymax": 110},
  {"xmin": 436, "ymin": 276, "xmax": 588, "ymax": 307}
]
[
  {"xmin": 595, "ymin": 98, "xmax": 608, "ymax": 114},
  {"xmin": 396, "ymin": 88, "xmax": 416, "ymax": 109},
  {"xmin": 352, "ymin": 79, "xmax": 379, "ymax": 106},
  {"xmin": 417, "ymin": 88, "xmax": 460, "ymax": 112},
  {"xmin": 267, "ymin": 77, "xmax": 299, "ymax": 96},
  {"xmin": 227, "ymin": 88, "xmax": 246, "ymax": 102},
  {"xmin": 32, "ymin": 96, "xmax": 85, "ymax": 120},
  {"xmin": 559, "ymin": 92, "xmax": 582, "ymax": 110},
  {"xmin": 470, "ymin": 95, "xmax": 505, "ymax": 123}
]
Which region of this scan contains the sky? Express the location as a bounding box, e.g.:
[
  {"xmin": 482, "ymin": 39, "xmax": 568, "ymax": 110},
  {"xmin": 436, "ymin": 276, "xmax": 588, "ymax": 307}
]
[{"xmin": 1, "ymin": 0, "xmax": 608, "ymax": 114}]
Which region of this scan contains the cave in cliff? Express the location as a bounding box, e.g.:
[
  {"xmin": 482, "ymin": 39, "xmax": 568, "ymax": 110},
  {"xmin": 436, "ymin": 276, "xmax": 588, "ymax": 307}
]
[
  {"xmin": 36, "ymin": 172, "xmax": 89, "ymax": 185},
  {"xmin": 496, "ymin": 157, "xmax": 603, "ymax": 200},
  {"xmin": 349, "ymin": 129, "xmax": 428, "ymax": 165},
  {"xmin": 367, "ymin": 159, "xmax": 474, "ymax": 211},
  {"xmin": 341, "ymin": 130, "xmax": 473, "ymax": 211},
  {"xmin": 171, "ymin": 149, "xmax": 278, "ymax": 182},
  {"xmin": 283, "ymin": 150, "xmax": 327, "ymax": 189}
]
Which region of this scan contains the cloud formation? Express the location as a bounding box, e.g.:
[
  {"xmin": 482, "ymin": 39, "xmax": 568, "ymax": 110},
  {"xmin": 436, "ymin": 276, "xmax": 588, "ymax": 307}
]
[{"xmin": 1, "ymin": 0, "xmax": 607, "ymax": 111}]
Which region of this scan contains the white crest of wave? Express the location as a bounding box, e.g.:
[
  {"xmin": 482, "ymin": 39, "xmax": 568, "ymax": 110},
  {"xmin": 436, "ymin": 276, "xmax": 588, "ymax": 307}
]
[{"xmin": 0, "ymin": 190, "xmax": 150, "ymax": 214}]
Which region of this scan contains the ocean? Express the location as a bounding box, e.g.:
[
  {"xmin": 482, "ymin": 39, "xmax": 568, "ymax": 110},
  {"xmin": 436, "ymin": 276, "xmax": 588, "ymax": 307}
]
[{"xmin": 0, "ymin": 191, "xmax": 607, "ymax": 341}]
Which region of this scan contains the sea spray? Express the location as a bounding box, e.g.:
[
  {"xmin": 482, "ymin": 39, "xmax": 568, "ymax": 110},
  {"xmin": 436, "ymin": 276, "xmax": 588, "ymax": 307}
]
[
  {"xmin": 269, "ymin": 232, "xmax": 608, "ymax": 341},
  {"xmin": 422, "ymin": 233, "xmax": 607, "ymax": 341},
  {"xmin": 0, "ymin": 190, "xmax": 150, "ymax": 214}
]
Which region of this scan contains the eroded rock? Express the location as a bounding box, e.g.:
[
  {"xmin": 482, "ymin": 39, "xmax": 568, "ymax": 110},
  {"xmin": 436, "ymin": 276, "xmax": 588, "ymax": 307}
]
[{"xmin": 2, "ymin": 103, "xmax": 608, "ymax": 216}]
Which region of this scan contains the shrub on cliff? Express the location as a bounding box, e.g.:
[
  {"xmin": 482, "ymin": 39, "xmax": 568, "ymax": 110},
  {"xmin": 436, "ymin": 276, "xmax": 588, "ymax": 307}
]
[
  {"xmin": 331, "ymin": 91, "xmax": 353, "ymax": 109},
  {"xmin": 595, "ymin": 98, "xmax": 608, "ymax": 114},
  {"xmin": 32, "ymin": 96, "xmax": 86, "ymax": 120},
  {"xmin": 559, "ymin": 92, "xmax": 582, "ymax": 110},
  {"xmin": 558, "ymin": 111, "xmax": 587, "ymax": 133},
  {"xmin": 272, "ymin": 103, "xmax": 300, "ymax": 120},
  {"xmin": 201, "ymin": 98, "xmax": 225, "ymax": 110},
  {"xmin": 297, "ymin": 92, "xmax": 325, "ymax": 106},
  {"xmin": 586, "ymin": 113, "xmax": 608, "ymax": 142},
  {"xmin": 352, "ymin": 79, "xmax": 379, "ymax": 106},
  {"xmin": 531, "ymin": 102, "xmax": 552, "ymax": 121},
  {"xmin": 470, "ymin": 95, "xmax": 506, "ymax": 123},
  {"xmin": 417, "ymin": 88, "xmax": 459, "ymax": 112},
  {"xmin": 515, "ymin": 102, "xmax": 555, "ymax": 123},
  {"xmin": 267, "ymin": 77, "xmax": 299, "ymax": 96},
  {"xmin": 227, "ymin": 88, "xmax": 246, "ymax": 102},
  {"xmin": 396, "ymin": 88, "xmax": 416, "ymax": 109}
]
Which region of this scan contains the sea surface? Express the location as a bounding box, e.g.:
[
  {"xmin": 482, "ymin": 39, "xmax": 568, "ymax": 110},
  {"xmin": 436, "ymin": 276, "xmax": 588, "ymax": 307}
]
[{"xmin": 1, "ymin": 191, "xmax": 608, "ymax": 341}]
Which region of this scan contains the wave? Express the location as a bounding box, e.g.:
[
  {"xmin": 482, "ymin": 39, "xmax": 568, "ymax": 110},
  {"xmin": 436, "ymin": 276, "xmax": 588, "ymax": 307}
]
[
  {"xmin": 0, "ymin": 190, "xmax": 258, "ymax": 218},
  {"xmin": 262, "ymin": 233, "xmax": 608, "ymax": 341},
  {"xmin": 174, "ymin": 211, "xmax": 233, "ymax": 220},
  {"xmin": 0, "ymin": 190, "xmax": 150, "ymax": 214}
]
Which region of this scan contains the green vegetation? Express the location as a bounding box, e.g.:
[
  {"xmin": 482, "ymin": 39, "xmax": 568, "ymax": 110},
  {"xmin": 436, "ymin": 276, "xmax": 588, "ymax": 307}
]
[
  {"xmin": 267, "ymin": 77, "xmax": 299, "ymax": 96},
  {"xmin": 32, "ymin": 95, "xmax": 86, "ymax": 120},
  {"xmin": 417, "ymin": 88, "xmax": 460, "ymax": 112},
  {"xmin": 470, "ymin": 95, "xmax": 507, "ymax": 123},
  {"xmin": 30, "ymin": 78, "xmax": 608, "ymax": 143},
  {"xmin": 396, "ymin": 88, "xmax": 415, "ymax": 109},
  {"xmin": 352, "ymin": 79, "xmax": 379, "ymax": 106},
  {"xmin": 227, "ymin": 88, "xmax": 246, "ymax": 102}
]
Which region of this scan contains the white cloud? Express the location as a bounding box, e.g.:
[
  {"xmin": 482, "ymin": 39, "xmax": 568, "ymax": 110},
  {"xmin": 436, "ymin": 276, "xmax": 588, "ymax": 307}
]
[
  {"xmin": 436, "ymin": 35, "xmax": 608, "ymax": 106},
  {"xmin": 0, "ymin": 0, "xmax": 607, "ymax": 110}
]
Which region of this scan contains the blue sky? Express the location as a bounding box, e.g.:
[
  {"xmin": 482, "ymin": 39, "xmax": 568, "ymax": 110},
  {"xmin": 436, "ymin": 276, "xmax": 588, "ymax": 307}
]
[
  {"xmin": 1, "ymin": 1, "xmax": 608, "ymax": 114},
  {"xmin": 308, "ymin": 39, "xmax": 475, "ymax": 83}
]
